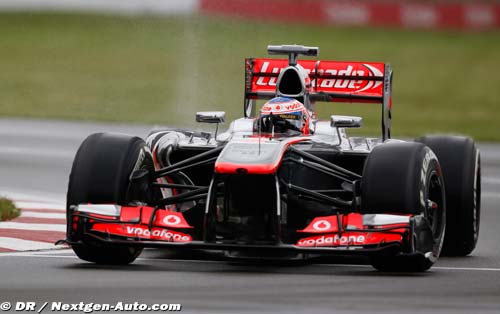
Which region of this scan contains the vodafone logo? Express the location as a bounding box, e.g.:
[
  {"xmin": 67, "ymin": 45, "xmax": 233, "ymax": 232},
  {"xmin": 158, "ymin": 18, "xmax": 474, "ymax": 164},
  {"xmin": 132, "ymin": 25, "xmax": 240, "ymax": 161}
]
[
  {"xmin": 299, "ymin": 216, "xmax": 339, "ymax": 233},
  {"xmin": 297, "ymin": 234, "xmax": 366, "ymax": 247},
  {"xmin": 125, "ymin": 226, "xmax": 191, "ymax": 242},
  {"xmin": 312, "ymin": 220, "xmax": 331, "ymax": 231},
  {"xmin": 163, "ymin": 215, "xmax": 181, "ymax": 226}
]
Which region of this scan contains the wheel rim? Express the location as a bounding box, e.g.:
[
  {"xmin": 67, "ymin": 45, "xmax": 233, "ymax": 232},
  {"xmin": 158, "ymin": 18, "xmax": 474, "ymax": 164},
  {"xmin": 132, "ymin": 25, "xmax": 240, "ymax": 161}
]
[{"xmin": 426, "ymin": 171, "xmax": 445, "ymax": 242}]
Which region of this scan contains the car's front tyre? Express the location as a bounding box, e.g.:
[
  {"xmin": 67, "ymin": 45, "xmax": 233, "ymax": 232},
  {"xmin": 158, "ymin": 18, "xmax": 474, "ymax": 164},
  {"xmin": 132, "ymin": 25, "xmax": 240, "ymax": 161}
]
[
  {"xmin": 67, "ymin": 133, "xmax": 154, "ymax": 265},
  {"xmin": 362, "ymin": 142, "xmax": 446, "ymax": 272}
]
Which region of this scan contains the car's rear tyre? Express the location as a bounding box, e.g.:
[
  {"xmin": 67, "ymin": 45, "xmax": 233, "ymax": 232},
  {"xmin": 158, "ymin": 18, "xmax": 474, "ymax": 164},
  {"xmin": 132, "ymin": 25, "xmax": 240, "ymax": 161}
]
[
  {"xmin": 67, "ymin": 133, "xmax": 153, "ymax": 265},
  {"xmin": 362, "ymin": 142, "xmax": 446, "ymax": 272},
  {"xmin": 416, "ymin": 135, "xmax": 481, "ymax": 256}
]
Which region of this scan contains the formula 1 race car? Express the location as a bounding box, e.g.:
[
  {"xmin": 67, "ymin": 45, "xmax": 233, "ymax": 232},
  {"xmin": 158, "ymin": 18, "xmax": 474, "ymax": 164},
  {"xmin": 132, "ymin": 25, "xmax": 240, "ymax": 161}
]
[{"xmin": 61, "ymin": 45, "xmax": 481, "ymax": 272}]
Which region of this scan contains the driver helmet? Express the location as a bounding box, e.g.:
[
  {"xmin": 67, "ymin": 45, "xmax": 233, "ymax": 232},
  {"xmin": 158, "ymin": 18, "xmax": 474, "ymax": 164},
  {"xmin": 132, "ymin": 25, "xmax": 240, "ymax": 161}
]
[{"xmin": 259, "ymin": 97, "xmax": 311, "ymax": 135}]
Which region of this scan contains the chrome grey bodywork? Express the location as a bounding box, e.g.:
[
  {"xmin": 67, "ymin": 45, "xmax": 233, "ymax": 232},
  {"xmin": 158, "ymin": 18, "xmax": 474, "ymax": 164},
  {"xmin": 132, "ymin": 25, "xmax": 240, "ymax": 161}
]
[{"xmin": 148, "ymin": 115, "xmax": 384, "ymax": 156}]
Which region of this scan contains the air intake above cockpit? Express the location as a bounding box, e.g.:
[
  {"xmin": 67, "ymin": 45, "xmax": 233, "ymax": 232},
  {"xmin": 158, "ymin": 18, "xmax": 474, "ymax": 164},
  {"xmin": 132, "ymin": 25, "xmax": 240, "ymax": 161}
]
[{"xmin": 277, "ymin": 67, "xmax": 304, "ymax": 97}]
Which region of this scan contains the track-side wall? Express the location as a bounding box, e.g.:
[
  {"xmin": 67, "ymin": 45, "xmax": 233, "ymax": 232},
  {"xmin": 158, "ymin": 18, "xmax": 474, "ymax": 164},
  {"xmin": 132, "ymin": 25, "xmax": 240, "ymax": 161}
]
[
  {"xmin": 2, "ymin": 0, "xmax": 498, "ymax": 30},
  {"xmin": 201, "ymin": 0, "xmax": 500, "ymax": 30}
]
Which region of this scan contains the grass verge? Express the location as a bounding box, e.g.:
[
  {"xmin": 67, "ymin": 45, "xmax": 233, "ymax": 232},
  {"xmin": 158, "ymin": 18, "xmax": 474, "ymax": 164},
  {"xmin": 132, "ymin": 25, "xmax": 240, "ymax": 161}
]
[
  {"xmin": 0, "ymin": 12, "xmax": 499, "ymax": 140},
  {"xmin": 0, "ymin": 197, "xmax": 20, "ymax": 221}
]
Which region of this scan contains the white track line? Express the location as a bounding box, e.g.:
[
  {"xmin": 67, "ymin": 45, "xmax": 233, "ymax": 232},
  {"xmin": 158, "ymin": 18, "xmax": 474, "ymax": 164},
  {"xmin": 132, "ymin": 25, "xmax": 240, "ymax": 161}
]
[
  {"xmin": 0, "ymin": 250, "xmax": 74, "ymax": 257},
  {"xmin": 15, "ymin": 201, "xmax": 66, "ymax": 211},
  {"xmin": 433, "ymin": 266, "xmax": 500, "ymax": 272},
  {"xmin": 327, "ymin": 263, "xmax": 500, "ymax": 272},
  {"xmin": 20, "ymin": 211, "xmax": 66, "ymax": 219},
  {"xmin": 1, "ymin": 252, "xmax": 500, "ymax": 272},
  {"xmin": 0, "ymin": 190, "xmax": 65, "ymax": 204},
  {"xmin": 0, "ymin": 237, "xmax": 56, "ymax": 251},
  {"xmin": 0, "ymin": 222, "xmax": 65, "ymax": 232},
  {"xmin": 0, "ymin": 147, "xmax": 74, "ymax": 159}
]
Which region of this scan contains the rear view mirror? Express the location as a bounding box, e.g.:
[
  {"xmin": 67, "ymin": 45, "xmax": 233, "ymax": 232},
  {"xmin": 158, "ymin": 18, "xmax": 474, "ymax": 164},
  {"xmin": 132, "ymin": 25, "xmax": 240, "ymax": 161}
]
[
  {"xmin": 330, "ymin": 115, "xmax": 362, "ymax": 128},
  {"xmin": 196, "ymin": 111, "xmax": 226, "ymax": 124}
]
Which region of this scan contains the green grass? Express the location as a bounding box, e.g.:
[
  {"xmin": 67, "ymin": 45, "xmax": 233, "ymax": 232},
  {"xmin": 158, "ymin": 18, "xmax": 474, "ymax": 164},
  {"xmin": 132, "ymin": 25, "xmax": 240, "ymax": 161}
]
[
  {"xmin": 0, "ymin": 12, "xmax": 499, "ymax": 140},
  {"xmin": 0, "ymin": 197, "xmax": 20, "ymax": 221}
]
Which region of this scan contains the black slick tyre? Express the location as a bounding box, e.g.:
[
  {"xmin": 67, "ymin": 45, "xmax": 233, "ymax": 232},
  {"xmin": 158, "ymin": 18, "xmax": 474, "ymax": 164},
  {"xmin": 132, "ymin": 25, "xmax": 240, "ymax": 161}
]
[
  {"xmin": 416, "ymin": 135, "xmax": 481, "ymax": 256},
  {"xmin": 362, "ymin": 142, "xmax": 446, "ymax": 272},
  {"xmin": 67, "ymin": 133, "xmax": 153, "ymax": 265}
]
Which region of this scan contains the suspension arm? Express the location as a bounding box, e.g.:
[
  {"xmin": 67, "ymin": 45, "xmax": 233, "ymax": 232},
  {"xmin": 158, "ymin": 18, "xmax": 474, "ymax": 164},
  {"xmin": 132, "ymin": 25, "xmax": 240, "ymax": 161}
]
[
  {"xmin": 154, "ymin": 146, "xmax": 223, "ymax": 179},
  {"xmin": 287, "ymin": 183, "xmax": 353, "ymax": 209},
  {"xmin": 288, "ymin": 146, "xmax": 362, "ymax": 180}
]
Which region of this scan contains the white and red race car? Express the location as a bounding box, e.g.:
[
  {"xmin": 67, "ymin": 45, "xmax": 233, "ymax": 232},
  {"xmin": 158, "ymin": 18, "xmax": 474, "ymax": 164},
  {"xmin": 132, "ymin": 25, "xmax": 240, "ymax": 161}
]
[{"xmin": 61, "ymin": 45, "xmax": 481, "ymax": 272}]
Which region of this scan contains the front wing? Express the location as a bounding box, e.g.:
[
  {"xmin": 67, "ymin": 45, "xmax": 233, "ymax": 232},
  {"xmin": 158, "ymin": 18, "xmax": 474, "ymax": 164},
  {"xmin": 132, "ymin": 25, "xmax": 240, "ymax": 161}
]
[{"xmin": 63, "ymin": 204, "xmax": 412, "ymax": 257}]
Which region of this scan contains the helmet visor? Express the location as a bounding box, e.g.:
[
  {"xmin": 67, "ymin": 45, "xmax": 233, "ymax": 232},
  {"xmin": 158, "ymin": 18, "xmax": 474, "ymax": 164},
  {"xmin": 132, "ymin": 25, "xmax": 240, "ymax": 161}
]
[{"xmin": 260, "ymin": 112, "xmax": 303, "ymax": 131}]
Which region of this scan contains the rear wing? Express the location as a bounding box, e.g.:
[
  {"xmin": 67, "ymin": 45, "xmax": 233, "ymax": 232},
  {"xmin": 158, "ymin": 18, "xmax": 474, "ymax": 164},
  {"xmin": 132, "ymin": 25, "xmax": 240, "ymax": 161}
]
[{"xmin": 244, "ymin": 58, "xmax": 393, "ymax": 140}]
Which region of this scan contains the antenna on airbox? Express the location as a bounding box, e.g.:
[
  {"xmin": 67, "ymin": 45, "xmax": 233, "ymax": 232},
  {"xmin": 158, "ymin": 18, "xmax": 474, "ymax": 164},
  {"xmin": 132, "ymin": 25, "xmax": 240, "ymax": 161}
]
[{"xmin": 267, "ymin": 45, "xmax": 319, "ymax": 66}]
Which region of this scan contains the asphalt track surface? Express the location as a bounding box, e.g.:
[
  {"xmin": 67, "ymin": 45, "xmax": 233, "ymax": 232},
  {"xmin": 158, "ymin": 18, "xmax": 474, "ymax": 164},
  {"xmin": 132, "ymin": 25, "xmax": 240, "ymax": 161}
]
[{"xmin": 1, "ymin": 118, "xmax": 499, "ymax": 313}]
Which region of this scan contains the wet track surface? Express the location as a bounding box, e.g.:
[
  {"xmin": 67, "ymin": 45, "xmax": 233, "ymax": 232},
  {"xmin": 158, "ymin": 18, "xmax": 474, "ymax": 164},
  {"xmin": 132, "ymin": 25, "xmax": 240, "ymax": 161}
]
[{"xmin": 0, "ymin": 118, "xmax": 499, "ymax": 313}]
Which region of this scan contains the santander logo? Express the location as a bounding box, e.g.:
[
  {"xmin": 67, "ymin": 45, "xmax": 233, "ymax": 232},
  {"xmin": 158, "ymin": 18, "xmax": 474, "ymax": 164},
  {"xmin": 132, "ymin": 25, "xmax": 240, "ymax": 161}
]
[
  {"xmin": 316, "ymin": 64, "xmax": 383, "ymax": 92},
  {"xmin": 255, "ymin": 61, "xmax": 281, "ymax": 86},
  {"xmin": 254, "ymin": 61, "xmax": 383, "ymax": 91}
]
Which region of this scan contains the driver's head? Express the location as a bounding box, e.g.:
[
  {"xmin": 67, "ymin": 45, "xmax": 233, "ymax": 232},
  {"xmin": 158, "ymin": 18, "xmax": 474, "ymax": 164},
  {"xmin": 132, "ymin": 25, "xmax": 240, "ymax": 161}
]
[{"xmin": 258, "ymin": 97, "xmax": 311, "ymax": 134}]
